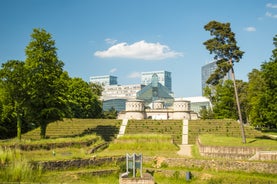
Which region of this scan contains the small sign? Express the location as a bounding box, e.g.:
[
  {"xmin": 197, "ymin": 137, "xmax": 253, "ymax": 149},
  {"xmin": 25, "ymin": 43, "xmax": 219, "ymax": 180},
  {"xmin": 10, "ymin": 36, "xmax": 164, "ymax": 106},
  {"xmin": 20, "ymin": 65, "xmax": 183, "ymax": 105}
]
[{"xmin": 126, "ymin": 153, "xmax": 143, "ymax": 178}]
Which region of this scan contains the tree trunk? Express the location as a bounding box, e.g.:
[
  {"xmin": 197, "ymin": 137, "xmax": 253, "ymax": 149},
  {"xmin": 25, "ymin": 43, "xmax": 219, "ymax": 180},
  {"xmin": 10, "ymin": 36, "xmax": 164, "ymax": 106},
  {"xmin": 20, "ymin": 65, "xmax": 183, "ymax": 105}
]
[
  {"xmin": 16, "ymin": 112, "xmax": 21, "ymax": 141},
  {"xmin": 15, "ymin": 102, "xmax": 21, "ymax": 141},
  {"xmin": 40, "ymin": 121, "xmax": 47, "ymax": 139},
  {"xmin": 229, "ymin": 60, "xmax": 246, "ymax": 143}
]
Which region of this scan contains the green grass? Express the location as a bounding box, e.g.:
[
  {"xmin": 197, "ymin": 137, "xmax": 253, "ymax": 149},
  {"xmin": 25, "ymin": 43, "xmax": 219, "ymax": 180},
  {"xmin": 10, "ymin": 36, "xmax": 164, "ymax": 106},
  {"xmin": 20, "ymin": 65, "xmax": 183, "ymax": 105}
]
[
  {"xmin": 199, "ymin": 134, "xmax": 277, "ymax": 150},
  {"xmin": 22, "ymin": 146, "xmax": 94, "ymax": 161},
  {"xmin": 1, "ymin": 118, "xmax": 276, "ymax": 183},
  {"xmin": 1, "ymin": 134, "xmax": 106, "ymax": 161},
  {"xmin": 37, "ymin": 167, "xmax": 277, "ymax": 184},
  {"xmin": 22, "ymin": 118, "xmax": 121, "ymax": 140},
  {"xmin": 153, "ymin": 169, "xmax": 277, "ymax": 184},
  {"xmin": 125, "ymin": 120, "xmax": 183, "ymax": 144},
  {"xmin": 0, "ymin": 147, "xmax": 42, "ymax": 182},
  {"xmin": 99, "ymin": 134, "xmax": 179, "ymax": 157},
  {"xmin": 188, "ymin": 119, "xmax": 264, "ymax": 144},
  {"xmin": 1, "ymin": 134, "xmax": 100, "ymax": 146},
  {"xmin": 40, "ymin": 171, "xmax": 119, "ymax": 184}
]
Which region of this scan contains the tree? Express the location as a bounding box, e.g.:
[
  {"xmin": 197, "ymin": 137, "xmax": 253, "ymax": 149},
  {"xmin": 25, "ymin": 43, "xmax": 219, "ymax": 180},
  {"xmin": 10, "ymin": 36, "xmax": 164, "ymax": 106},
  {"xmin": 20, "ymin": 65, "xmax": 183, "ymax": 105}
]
[
  {"xmin": 103, "ymin": 107, "xmax": 117, "ymax": 119},
  {"xmin": 67, "ymin": 78, "xmax": 102, "ymax": 118},
  {"xmin": 203, "ymin": 20, "xmax": 246, "ymax": 143},
  {"xmin": 0, "ymin": 60, "xmax": 28, "ymax": 140},
  {"xmin": 247, "ymin": 69, "xmax": 265, "ymax": 127},
  {"xmin": 25, "ymin": 28, "xmax": 68, "ymax": 139},
  {"xmin": 89, "ymin": 82, "xmax": 104, "ymax": 96},
  {"xmin": 260, "ymin": 34, "xmax": 277, "ymax": 128}
]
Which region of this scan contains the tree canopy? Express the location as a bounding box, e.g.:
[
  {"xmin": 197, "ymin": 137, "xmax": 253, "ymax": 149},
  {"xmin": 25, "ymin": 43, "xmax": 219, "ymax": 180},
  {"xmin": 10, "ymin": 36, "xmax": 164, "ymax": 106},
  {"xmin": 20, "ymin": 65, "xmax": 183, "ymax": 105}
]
[
  {"xmin": 203, "ymin": 21, "xmax": 244, "ymax": 85},
  {"xmin": 247, "ymin": 34, "xmax": 277, "ymax": 128}
]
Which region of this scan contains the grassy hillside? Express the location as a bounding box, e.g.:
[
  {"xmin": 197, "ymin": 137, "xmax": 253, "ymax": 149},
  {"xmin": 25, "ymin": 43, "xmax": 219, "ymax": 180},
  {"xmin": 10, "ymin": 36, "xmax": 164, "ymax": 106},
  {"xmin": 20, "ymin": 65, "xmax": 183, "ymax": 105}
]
[
  {"xmin": 188, "ymin": 119, "xmax": 263, "ymax": 144},
  {"xmin": 22, "ymin": 119, "xmax": 122, "ymax": 141},
  {"xmin": 22, "ymin": 119, "xmax": 264, "ymax": 145},
  {"xmin": 99, "ymin": 134, "xmax": 179, "ymax": 157},
  {"xmin": 125, "ymin": 120, "xmax": 183, "ymax": 145}
]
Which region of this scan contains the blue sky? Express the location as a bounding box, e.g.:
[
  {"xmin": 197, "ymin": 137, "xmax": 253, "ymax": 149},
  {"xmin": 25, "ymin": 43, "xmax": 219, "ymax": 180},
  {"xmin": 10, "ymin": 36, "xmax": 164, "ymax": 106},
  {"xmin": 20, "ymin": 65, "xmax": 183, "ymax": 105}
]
[{"xmin": 0, "ymin": 0, "xmax": 276, "ymax": 97}]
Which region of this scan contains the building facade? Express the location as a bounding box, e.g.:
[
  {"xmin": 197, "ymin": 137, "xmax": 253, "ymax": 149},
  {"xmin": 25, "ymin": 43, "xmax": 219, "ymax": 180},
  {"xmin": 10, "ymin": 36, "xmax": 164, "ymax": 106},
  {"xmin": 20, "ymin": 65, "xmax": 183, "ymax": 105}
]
[
  {"xmin": 90, "ymin": 75, "xmax": 118, "ymax": 86},
  {"xmin": 137, "ymin": 73, "xmax": 174, "ymax": 107},
  {"xmin": 118, "ymin": 99, "xmax": 198, "ymax": 120},
  {"xmin": 101, "ymin": 84, "xmax": 144, "ymax": 112},
  {"xmin": 102, "ymin": 84, "xmax": 145, "ymax": 100},
  {"xmin": 183, "ymin": 96, "xmax": 212, "ymax": 114},
  {"xmin": 141, "ymin": 71, "xmax": 172, "ymax": 91},
  {"xmin": 201, "ymin": 61, "xmax": 231, "ymax": 95}
]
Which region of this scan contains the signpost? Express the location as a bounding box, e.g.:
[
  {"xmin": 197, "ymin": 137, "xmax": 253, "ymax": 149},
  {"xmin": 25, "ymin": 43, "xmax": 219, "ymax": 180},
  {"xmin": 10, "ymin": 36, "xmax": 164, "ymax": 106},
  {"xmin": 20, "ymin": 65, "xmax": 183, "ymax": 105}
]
[{"xmin": 126, "ymin": 153, "xmax": 143, "ymax": 178}]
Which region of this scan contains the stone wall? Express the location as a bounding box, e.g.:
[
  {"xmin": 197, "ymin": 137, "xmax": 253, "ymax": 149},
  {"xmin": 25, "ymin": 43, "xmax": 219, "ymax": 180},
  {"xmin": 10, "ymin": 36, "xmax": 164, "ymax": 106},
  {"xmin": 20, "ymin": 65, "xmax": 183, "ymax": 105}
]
[
  {"xmin": 35, "ymin": 155, "xmax": 277, "ymax": 175},
  {"xmin": 250, "ymin": 151, "xmax": 277, "ymax": 161},
  {"xmin": 143, "ymin": 156, "xmax": 277, "ymax": 174},
  {"xmin": 37, "ymin": 156, "xmax": 125, "ymax": 170},
  {"xmin": 196, "ymin": 138, "xmax": 260, "ymax": 160},
  {"xmin": 119, "ymin": 173, "xmax": 154, "ymax": 184}
]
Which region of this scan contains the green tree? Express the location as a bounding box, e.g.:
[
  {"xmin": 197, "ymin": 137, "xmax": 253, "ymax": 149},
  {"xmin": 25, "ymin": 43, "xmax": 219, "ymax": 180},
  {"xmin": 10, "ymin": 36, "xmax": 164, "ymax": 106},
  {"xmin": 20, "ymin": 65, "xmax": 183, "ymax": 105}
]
[
  {"xmin": 209, "ymin": 80, "xmax": 237, "ymax": 119},
  {"xmin": 199, "ymin": 107, "xmax": 214, "ymax": 120},
  {"xmin": 89, "ymin": 82, "xmax": 104, "ymax": 96},
  {"xmin": 25, "ymin": 28, "xmax": 68, "ymax": 139},
  {"xmin": 204, "ymin": 80, "xmax": 248, "ymax": 122},
  {"xmin": 203, "ymin": 20, "xmax": 246, "ymax": 143},
  {"xmin": 0, "ymin": 60, "xmax": 29, "ymax": 140},
  {"xmin": 103, "ymin": 107, "xmax": 117, "ymax": 119},
  {"xmin": 67, "ymin": 78, "xmax": 102, "ymax": 118},
  {"xmin": 260, "ymin": 34, "xmax": 277, "ymax": 128},
  {"xmin": 247, "ymin": 69, "xmax": 265, "ymax": 127}
]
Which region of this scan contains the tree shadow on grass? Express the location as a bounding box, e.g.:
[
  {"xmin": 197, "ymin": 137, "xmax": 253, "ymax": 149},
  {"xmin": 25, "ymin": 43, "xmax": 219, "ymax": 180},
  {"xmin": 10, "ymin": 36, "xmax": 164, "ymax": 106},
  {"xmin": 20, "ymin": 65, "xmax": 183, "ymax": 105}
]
[
  {"xmin": 81, "ymin": 125, "xmax": 119, "ymax": 142},
  {"xmin": 255, "ymin": 135, "xmax": 275, "ymax": 140}
]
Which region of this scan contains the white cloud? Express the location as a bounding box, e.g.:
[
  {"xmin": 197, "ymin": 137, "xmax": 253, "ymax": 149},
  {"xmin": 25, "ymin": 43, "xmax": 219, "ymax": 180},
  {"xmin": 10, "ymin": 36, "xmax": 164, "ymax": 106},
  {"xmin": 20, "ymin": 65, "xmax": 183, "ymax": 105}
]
[
  {"xmin": 109, "ymin": 68, "xmax": 117, "ymax": 73},
  {"xmin": 127, "ymin": 72, "xmax": 141, "ymax": 79},
  {"xmin": 266, "ymin": 11, "xmax": 277, "ymax": 18},
  {"xmin": 94, "ymin": 40, "xmax": 183, "ymax": 60},
  {"xmin": 244, "ymin": 27, "xmax": 256, "ymax": 32},
  {"xmin": 266, "ymin": 3, "xmax": 277, "ymax": 8},
  {"xmin": 105, "ymin": 38, "xmax": 117, "ymax": 45}
]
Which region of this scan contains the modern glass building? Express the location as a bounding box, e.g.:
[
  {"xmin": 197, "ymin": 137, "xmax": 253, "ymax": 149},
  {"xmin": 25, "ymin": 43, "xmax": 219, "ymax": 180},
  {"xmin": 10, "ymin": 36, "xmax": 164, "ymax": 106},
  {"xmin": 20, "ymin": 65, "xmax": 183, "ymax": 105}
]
[
  {"xmin": 90, "ymin": 75, "xmax": 118, "ymax": 86},
  {"xmin": 201, "ymin": 61, "xmax": 231, "ymax": 95},
  {"xmin": 102, "ymin": 98, "xmax": 127, "ymax": 112},
  {"xmin": 137, "ymin": 73, "xmax": 174, "ymax": 107},
  {"xmin": 141, "ymin": 71, "xmax": 172, "ymax": 91},
  {"xmin": 183, "ymin": 96, "xmax": 212, "ymax": 114}
]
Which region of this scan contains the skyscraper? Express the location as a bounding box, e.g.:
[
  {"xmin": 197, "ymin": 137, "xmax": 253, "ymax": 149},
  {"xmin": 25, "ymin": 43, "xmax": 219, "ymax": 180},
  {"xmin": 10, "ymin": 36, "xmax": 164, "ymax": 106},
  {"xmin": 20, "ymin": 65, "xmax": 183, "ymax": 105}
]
[
  {"xmin": 201, "ymin": 61, "xmax": 231, "ymax": 95},
  {"xmin": 141, "ymin": 71, "xmax": 172, "ymax": 91},
  {"xmin": 89, "ymin": 75, "xmax": 118, "ymax": 86}
]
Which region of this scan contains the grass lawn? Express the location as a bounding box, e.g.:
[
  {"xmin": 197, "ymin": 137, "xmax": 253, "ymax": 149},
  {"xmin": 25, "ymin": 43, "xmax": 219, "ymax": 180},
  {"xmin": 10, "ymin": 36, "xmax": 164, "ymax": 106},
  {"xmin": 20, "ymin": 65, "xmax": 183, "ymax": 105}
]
[
  {"xmin": 0, "ymin": 134, "xmax": 105, "ymax": 161},
  {"xmin": 38, "ymin": 168, "xmax": 277, "ymax": 184},
  {"xmin": 199, "ymin": 134, "xmax": 277, "ymax": 150},
  {"xmin": 99, "ymin": 134, "xmax": 180, "ymax": 157},
  {"xmin": 22, "ymin": 147, "xmax": 93, "ymax": 161}
]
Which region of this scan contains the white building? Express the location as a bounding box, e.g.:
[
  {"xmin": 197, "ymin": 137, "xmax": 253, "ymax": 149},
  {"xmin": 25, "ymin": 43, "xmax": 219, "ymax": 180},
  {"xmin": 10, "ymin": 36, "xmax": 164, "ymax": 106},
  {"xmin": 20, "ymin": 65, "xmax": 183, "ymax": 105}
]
[
  {"xmin": 183, "ymin": 96, "xmax": 212, "ymax": 114},
  {"xmin": 101, "ymin": 84, "xmax": 145, "ymax": 101}
]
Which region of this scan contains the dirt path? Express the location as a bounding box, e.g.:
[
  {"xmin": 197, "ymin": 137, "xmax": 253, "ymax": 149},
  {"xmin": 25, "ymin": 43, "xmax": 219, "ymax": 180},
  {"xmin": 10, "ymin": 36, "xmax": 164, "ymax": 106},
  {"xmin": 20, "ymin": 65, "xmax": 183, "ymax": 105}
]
[{"xmin": 177, "ymin": 145, "xmax": 192, "ymax": 157}]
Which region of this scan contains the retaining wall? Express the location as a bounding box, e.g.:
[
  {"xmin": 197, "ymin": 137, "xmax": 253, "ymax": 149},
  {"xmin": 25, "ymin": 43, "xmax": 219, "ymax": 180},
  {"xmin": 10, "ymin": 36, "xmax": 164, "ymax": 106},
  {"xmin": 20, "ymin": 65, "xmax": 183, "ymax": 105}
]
[
  {"xmin": 144, "ymin": 157, "xmax": 277, "ymax": 174},
  {"xmin": 37, "ymin": 156, "xmax": 125, "ymax": 170},
  {"xmin": 196, "ymin": 138, "xmax": 260, "ymax": 160}
]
